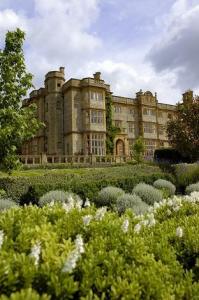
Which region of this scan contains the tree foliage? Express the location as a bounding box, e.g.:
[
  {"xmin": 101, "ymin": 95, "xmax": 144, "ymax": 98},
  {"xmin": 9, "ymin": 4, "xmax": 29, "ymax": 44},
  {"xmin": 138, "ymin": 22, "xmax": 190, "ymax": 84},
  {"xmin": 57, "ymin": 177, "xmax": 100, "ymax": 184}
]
[
  {"xmin": 132, "ymin": 136, "xmax": 145, "ymax": 163},
  {"xmin": 105, "ymin": 93, "xmax": 120, "ymax": 154},
  {"xmin": 167, "ymin": 97, "xmax": 199, "ymax": 161},
  {"xmin": 0, "ymin": 28, "xmax": 42, "ymax": 172}
]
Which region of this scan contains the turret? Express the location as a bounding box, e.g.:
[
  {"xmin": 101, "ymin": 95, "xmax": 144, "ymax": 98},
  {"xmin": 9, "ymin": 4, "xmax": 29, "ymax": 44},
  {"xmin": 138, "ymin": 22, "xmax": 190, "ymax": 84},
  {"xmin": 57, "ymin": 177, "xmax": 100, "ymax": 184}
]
[
  {"xmin": 45, "ymin": 67, "xmax": 65, "ymax": 93},
  {"xmin": 44, "ymin": 67, "xmax": 65, "ymax": 155},
  {"xmin": 182, "ymin": 90, "xmax": 193, "ymax": 105}
]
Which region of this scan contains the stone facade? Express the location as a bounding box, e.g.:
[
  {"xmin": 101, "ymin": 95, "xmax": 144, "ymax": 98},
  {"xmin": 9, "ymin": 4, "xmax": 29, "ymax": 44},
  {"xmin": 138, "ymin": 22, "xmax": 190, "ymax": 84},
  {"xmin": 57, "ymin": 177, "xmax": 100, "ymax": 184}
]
[{"xmin": 22, "ymin": 67, "xmax": 191, "ymax": 158}]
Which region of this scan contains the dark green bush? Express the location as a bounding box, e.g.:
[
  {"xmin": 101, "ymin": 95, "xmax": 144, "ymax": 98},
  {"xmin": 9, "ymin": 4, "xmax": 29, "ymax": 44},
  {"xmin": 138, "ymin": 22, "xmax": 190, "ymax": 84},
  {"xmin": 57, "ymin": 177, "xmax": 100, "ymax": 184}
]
[
  {"xmin": 154, "ymin": 148, "xmax": 189, "ymax": 164},
  {"xmin": 0, "ymin": 177, "xmax": 30, "ymax": 204}
]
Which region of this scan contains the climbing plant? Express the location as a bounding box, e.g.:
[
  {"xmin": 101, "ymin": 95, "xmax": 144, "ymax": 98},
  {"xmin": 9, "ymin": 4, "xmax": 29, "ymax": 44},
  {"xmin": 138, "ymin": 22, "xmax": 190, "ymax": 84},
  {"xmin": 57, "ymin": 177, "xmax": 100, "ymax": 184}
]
[{"xmin": 105, "ymin": 93, "xmax": 120, "ymax": 154}]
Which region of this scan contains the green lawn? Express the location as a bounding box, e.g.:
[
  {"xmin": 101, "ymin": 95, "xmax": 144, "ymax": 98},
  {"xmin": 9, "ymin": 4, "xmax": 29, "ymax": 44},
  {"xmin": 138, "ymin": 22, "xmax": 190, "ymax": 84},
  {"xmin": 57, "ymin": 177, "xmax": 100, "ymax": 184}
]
[{"xmin": 0, "ymin": 164, "xmax": 163, "ymax": 179}]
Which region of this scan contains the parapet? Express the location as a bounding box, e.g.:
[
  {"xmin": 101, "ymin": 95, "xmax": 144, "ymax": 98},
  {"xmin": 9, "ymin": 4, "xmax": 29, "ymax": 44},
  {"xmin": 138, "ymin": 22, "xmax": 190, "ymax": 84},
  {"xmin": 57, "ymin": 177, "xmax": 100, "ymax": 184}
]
[{"xmin": 45, "ymin": 67, "xmax": 65, "ymax": 82}]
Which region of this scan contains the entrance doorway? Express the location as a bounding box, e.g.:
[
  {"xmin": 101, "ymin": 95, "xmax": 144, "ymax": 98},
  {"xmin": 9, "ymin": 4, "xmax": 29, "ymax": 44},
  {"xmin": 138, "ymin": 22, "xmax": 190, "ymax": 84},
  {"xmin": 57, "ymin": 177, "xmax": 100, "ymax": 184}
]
[{"xmin": 116, "ymin": 139, "xmax": 125, "ymax": 156}]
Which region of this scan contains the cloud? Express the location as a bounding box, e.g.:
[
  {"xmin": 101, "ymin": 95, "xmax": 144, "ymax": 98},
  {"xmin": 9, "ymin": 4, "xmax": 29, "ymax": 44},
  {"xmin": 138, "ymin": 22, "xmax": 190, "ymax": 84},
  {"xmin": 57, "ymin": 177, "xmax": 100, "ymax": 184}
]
[
  {"xmin": 0, "ymin": 0, "xmax": 190, "ymax": 104},
  {"xmin": 147, "ymin": 0, "xmax": 199, "ymax": 90},
  {"xmin": 0, "ymin": 0, "xmax": 102, "ymax": 86},
  {"xmin": 0, "ymin": 9, "xmax": 27, "ymax": 39},
  {"xmin": 84, "ymin": 59, "xmax": 179, "ymax": 104}
]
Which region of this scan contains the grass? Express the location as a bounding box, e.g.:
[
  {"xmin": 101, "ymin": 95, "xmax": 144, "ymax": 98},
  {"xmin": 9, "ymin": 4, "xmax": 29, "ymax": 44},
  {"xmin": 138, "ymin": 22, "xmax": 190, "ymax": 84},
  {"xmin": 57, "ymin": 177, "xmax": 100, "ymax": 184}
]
[{"xmin": 0, "ymin": 164, "xmax": 164, "ymax": 179}]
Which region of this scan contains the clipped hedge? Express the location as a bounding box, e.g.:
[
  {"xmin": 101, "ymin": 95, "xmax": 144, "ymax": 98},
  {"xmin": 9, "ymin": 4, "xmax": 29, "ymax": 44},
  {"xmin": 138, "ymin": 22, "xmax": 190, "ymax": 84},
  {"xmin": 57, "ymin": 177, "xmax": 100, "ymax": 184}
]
[
  {"xmin": 185, "ymin": 182, "xmax": 199, "ymax": 195},
  {"xmin": 115, "ymin": 193, "xmax": 148, "ymax": 215},
  {"xmin": 24, "ymin": 173, "xmax": 174, "ymax": 205},
  {"xmin": 95, "ymin": 186, "xmax": 125, "ymax": 207},
  {"xmin": 154, "ymin": 148, "xmax": 188, "ymax": 164},
  {"xmin": 132, "ymin": 183, "xmax": 163, "ymax": 205},
  {"xmin": 0, "ymin": 168, "xmax": 175, "ymax": 205},
  {"xmin": 153, "ymin": 179, "xmax": 176, "ymax": 197}
]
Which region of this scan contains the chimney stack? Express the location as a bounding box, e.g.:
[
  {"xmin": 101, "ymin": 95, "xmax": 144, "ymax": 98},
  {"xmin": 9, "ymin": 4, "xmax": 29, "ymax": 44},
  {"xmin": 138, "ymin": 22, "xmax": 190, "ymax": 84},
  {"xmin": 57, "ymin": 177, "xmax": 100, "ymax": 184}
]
[
  {"xmin": 59, "ymin": 67, "xmax": 65, "ymax": 75},
  {"xmin": 93, "ymin": 72, "xmax": 101, "ymax": 81}
]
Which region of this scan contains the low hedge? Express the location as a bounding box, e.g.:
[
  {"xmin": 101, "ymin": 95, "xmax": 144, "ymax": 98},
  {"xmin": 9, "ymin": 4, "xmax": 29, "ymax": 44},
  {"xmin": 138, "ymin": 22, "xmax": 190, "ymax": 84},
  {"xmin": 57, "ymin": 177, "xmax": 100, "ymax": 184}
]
[{"xmin": 0, "ymin": 172, "xmax": 175, "ymax": 205}]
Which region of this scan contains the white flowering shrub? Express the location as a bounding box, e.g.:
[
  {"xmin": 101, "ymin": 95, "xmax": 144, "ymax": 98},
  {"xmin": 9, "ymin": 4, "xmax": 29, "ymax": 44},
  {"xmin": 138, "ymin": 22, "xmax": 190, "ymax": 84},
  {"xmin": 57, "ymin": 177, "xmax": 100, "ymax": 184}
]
[
  {"xmin": 0, "ymin": 199, "xmax": 18, "ymax": 211},
  {"xmin": 116, "ymin": 193, "xmax": 149, "ymax": 215},
  {"xmin": 132, "ymin": 183, "xmax": 163, "ymax": 205},
  {"xmin": 153, "ymin": 179, "xmax": 176, "ymax": 197},
  {"xmin": 38, "ymin": 190, "xmax": 82, "ymax": 207},
  {"xmin": 95, "ymin": 186, "xmax": 125, "ymax": 207},
  {"xmin": 185, "ymin": 182, "xmax": 199, "ymax": 194},
  {"xmin": 0, "ymin": 194, "xmax": 199, "ymax": 299}
]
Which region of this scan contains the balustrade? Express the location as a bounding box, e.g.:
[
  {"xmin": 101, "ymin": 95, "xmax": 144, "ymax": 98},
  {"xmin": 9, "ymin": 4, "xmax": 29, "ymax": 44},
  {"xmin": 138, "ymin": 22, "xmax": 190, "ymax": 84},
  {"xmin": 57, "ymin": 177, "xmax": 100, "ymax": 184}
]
[{"xmin": 19, "ymin": 154, "xmax": 131, "ymax": 166}]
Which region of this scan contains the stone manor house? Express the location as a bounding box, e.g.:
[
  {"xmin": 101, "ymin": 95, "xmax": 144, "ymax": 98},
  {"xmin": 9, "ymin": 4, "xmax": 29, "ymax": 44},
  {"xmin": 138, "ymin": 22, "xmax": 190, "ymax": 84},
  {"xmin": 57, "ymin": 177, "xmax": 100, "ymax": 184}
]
[{"xmin": 21, "ymin": 67, "xmax": 193, "ymax": 159}]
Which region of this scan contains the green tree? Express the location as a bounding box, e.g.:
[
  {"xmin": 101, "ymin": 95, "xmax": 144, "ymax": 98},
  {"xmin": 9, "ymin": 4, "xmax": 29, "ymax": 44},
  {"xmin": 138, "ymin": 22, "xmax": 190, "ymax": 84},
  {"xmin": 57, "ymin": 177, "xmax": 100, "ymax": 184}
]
[
  {"xmin": 105, "ymin": 93, "xmax": 120, "ymax": 154},
  {"xmin": 132, "ymin": 136, "xmax": 145, "ymax": 163},
  {"xmin": 167, "ymin": 97, "xmax": 199, "ymax": 161},
  {"xmin": 0, "ymin": 28, "xmax": 42, "ymax": 173}
]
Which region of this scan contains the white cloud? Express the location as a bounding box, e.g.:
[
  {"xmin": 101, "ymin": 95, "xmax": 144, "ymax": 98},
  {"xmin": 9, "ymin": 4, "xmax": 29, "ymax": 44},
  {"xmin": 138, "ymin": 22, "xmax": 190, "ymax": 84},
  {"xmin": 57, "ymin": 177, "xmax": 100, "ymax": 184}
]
[
  {"xmin": 0, "ymin": 0, "xmax": 102, "ymax": 86},
  {"xmin": 85, "ymin": 59, "xmax": 179, "ymax": 104},
  {"xmin": 147, "ymin": 0, "xmax": 199, "ymax": 91},
  {"xmin": 0, "ymin": 9, "xmax": 27, "ymax": 38},
  {"xmin": 0, "ymin": 0, "xmax": 193, "ymax": 104}
]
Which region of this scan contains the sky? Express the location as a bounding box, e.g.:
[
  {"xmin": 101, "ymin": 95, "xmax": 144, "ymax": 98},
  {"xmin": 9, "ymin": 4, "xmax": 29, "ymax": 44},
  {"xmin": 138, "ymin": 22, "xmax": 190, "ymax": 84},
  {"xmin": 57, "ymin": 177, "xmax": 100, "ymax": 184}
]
[{"xmin": 0, "ymin": 0, "xmax": 199, "ymax": 104}]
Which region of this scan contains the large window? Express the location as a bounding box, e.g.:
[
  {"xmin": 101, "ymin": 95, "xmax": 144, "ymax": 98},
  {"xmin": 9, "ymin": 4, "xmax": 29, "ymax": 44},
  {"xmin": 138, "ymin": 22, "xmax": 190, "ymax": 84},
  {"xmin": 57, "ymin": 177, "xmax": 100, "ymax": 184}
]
[
  {"xmin": 143, "ymin": 108, "xmax": 156, "ymax": 116},
  {"xmin": 128, "ymin": 122, "xmax": 135, "ymax": 133},
  {"xmin": 87, "ymin": 134, "xmax": 105, "ymax": 155},
  {"xmin": 129, "ymin": 108, "xmax": 135, "ymax": 115},
  {"xmin": 115, "ymin": 120, "xmax": 122, "ymax": 129},
  {"xmin": 158, "ymin": 125, "xmax": 165, "ymax": 135},
  {"xmin": 90, "ymin": 91, "xmax": 103, "ymax": 101},
  {"xmin": 91, "ymin": 110, "xmax": 104, "ymax": 124},
  {"xmin": 144, "ymin": 140, "xmax": 156, "ymax": 158},
  {"xmin": 114, "ymin": 106, "xmax": 122, "ymax": 113},
  {"xmin": 143, "ymin": 123, "xmax": 156, "ymax": 134}
]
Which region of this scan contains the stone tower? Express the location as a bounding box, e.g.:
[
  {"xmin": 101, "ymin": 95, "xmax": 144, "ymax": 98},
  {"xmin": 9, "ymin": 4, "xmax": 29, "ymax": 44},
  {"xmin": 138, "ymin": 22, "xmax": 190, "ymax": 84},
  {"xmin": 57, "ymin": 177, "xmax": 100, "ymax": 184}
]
[
  {"xmin": 182, "ymin": 90, "xmax": 193, "ymax": 106},
  {"xmin": 44, "ymin": 67, "xmax": 65, "ymax": 154}
]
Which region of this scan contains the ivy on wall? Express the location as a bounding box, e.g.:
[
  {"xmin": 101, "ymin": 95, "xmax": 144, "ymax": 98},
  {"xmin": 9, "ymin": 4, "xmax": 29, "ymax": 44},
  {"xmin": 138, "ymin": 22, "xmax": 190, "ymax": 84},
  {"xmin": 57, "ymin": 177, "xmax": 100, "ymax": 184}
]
[{"xmin": 105, "ymin": 93, "xmax": 120, "ymax": 154}]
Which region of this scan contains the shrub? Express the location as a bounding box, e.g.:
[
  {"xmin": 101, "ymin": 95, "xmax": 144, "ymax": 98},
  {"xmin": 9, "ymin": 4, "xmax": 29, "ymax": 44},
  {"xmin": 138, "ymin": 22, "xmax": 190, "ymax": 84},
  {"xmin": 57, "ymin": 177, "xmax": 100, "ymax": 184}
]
[
  {"xmin": 185, "ymin": 182, "xmax": 199, "ymax": 195},
  {"xmin": 0, "ymin": 289, "xmax": 50, "ymax": 300},
  {"xmin": 0, "ymin": 195, "xmax": 199, "ymax": 298},
  {"xmin": 175, "ymin": 163, "xmax": 199, "ymax": 191},
  {"xmin": 115, "ymin": 193, "xmax": 149, "ymax": 214},
  {"xmin": 0, "ymin": 199, "xmax": 18, "ymax": 211},
  {"xmin": 154, "ymin": 148, "xmax": 188, "ymax": 164},
  {"xmin": 0, "ymin": 190, "xmax": 6, "ymax": 198},
  {"xmin": 0, "ymin": 177, "xmax": 30, "ymax": 204},
  {"xmin": 95, "ymin": 186, "xmax": 125, "ymax": 207},
  {"xmin": 38, "ymin": 190, "xmax": 82, "ymax": 207},
  {"xmin": 132, "ymin": 183, "xmax": 163, "ymax": 205},
  {"xmin": 153, "ymin": 179, "xmax": 176, "ymax": 197},
  {"xmin": 0, "ymin": 165, "xmax": 175, "ymax": 205}
]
